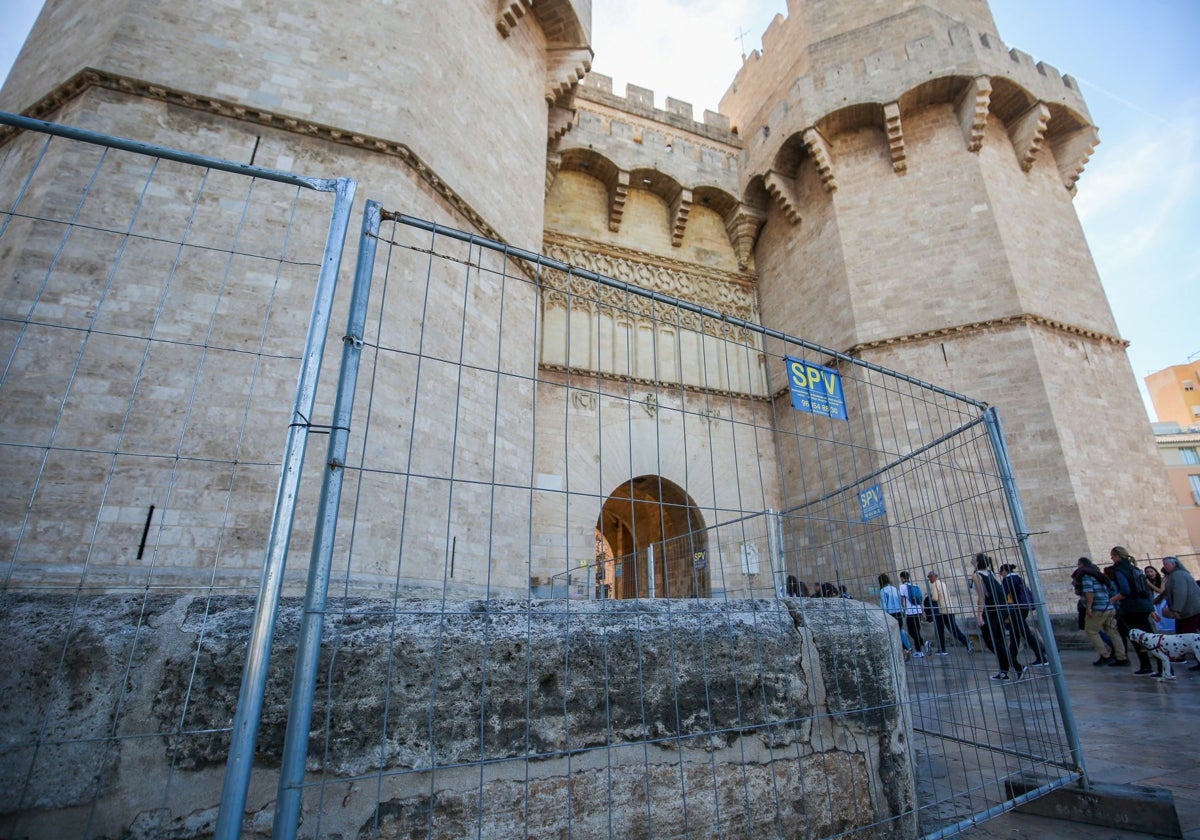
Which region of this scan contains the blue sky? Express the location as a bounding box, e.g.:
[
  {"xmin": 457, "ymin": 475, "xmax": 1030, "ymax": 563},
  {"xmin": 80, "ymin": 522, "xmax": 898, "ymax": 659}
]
[{"xmin": 2, "ymin": 0, "xmax": 1197, "ymax": 420}]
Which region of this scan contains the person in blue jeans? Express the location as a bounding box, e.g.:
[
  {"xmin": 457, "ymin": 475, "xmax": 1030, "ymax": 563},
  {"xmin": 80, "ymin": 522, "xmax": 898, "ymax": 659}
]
[
  {"xmin": 879, "ymin": 573, "xmax": 919, "ymax": 657},
  {"xmin": 898, "ymin": 570, "xmax": 928, "ymax": 654}
]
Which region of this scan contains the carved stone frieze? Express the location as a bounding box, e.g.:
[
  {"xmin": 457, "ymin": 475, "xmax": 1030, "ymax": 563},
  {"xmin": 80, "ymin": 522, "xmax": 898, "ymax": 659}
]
[
  {"xmin": 846, "ymin": 312, "xmax": 1129, "ymax": 356},
  {"xmin": 540, "ymin": 234, "xmax": 759, "ymax": 342}
]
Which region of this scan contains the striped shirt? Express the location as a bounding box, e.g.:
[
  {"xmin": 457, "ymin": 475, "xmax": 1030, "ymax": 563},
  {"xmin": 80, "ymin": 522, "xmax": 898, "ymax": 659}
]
[{"xmin": 1081, "ymin": 574, "xmax": 1112, "ymax": 611}]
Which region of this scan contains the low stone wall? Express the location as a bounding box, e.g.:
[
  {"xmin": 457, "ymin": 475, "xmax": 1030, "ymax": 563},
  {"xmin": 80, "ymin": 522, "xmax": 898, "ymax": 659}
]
[{"xmin": 0, "ymin": 595, "xmax": 917, "ymax": 838}]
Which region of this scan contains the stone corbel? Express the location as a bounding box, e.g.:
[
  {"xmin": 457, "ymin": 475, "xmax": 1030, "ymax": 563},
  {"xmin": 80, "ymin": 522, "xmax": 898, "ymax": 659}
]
[
  {"xmin": 955, "ymin": 76, "xmax": 992, "ymax": 152},
  {"xmin": 724, "ymin": 205, "xmax": 767, "ymax": 271},
  {"xmin": 883, "ymin": 102, "xmax": 906, "ymax": 174},
  {"xmin": 670, "ymin": 188, "xmax": 692, "ymax": 247},
  {"xmin": 802, "ymin": 128, "xmax": 837, "ymax": 192},
  {"xmin": 545, "ymin": 151, "xmax": 562, "ymax": 196},
  {"xmin": 548, "ymin": 104, "xmax": 574, "ymax": 144},
  {"xmin": 609, "ymin": 170, "xmax": 630, "ymax": 232},
  {"xmin": 1049, "ymin": 124, "xmax": 1099, "ymax": 191},
  {"xmin": 1008, "ymin": 102, "xmax": 1051, "ymax": 172},
  {"xmin": 496, "ymin": 0, "xmax": 533, "ymax": 37},
  {"xmin": 763, "ymin": 170, "xmax": 802, "ymax": 226},
  {"xmin": 545, "ymin": 48, "xmax": 593, "ymax": 103}
]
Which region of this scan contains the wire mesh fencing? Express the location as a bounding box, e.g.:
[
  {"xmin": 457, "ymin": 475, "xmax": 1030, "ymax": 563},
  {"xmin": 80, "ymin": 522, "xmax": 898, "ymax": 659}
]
[
  {"xmin": 0, "ymin": 110, "xmax": 1085, "ymax": 840},
  {"xmin": 0, "ymin": 112, "xmax": 355, "ymax": 838},
  {"xmin": 256, "ymin": 208, "xmax": 1084, "ymax": 838}
]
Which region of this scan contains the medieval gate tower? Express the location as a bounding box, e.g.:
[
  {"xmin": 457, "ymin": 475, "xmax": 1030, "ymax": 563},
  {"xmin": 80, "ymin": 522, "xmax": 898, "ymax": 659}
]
[{"xmin": 1, "ymin": 0, "xmax": 1189, "ymax": 610}]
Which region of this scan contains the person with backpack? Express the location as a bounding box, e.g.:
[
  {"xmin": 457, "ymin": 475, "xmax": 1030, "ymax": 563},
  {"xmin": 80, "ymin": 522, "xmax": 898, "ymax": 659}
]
[
  {"xmin": 1109, "ymin": 545, "xmax": 1158, "ymax": 676},
  {"xmin": 973, "ymin": 553, "xmax": 1023, "ymax": 681},
  {"xmin": 1075, "ymin": 556, "xmax": 1128, "ymax": 666},
  {"xmin": 999, "ymin": 563, "xmax": 1049, "ymax": 666},
  {"xmin": 898, "ymin": 570, "xmax": 928, "ymax": 655}
]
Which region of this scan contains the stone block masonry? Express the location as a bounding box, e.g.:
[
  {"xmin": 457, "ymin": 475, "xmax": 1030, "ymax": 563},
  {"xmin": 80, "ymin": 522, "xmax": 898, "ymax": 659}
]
[{"xmin": 0, "ymin": 595, "xmax": 917, "ymax": 839}]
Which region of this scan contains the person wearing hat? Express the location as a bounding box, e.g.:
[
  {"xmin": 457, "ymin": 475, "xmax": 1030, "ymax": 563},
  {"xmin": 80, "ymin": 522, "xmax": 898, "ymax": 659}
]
[{"xmin": 1160, "ymin": 556, "xmax": 1200, "ymax": 639}]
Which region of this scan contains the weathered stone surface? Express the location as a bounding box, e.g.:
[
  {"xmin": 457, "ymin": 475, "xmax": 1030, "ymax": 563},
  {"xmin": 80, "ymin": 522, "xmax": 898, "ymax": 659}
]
[{"xmin": 0, "ymin": 594, "xmax": 916, "ymax": 839}]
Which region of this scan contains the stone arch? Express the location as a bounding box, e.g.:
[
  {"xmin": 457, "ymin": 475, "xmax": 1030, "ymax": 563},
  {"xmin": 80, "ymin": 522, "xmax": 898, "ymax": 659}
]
[{"xmin": 594, "ymin": 475, "xmax": 709, "ymax": 600}]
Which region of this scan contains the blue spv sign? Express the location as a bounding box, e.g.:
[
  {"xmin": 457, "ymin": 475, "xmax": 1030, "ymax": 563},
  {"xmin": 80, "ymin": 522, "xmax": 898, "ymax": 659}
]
[
  {"xmin": 785, "ymin": 357, "xmax": 847, "ymax": 421},
  {"xmin": 859, "ymin": 484, "xmax": 886, "ymax": 521}
]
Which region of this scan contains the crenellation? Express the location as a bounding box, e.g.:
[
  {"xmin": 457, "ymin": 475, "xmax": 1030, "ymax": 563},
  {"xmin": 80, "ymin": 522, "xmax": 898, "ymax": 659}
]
[
  {"xmin": 575, "ymin": 76, "xmax": 740, "ymax": 144},
  {"xmin": 760, "ymin": 12, "xmax": 788, "ymax": 54},
  {"xmin": 665, "ymin": 96, "xmax": 693, "ymax": 121},
  {"xmin": 625, "ymin": 83, "xmax": 655, "ymax": 110},
  {"xmin": 580, "ymin": 70, "xmax": 613, "ymax": 95},
  {"xmin": 704, "ymin": 109, "xmax": 730, "ymax": 131}
]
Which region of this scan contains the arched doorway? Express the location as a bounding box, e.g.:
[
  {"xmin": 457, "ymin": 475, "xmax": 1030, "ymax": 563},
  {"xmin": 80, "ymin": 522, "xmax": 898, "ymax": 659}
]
[{"xmin": 594, "ymin": 476, "xmax": 709, "ymax": 599}]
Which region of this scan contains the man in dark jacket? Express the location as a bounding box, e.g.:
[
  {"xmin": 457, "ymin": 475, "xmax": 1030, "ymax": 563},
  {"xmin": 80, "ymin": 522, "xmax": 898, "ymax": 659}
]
[{"xmin": 1109, "ymin": 546, "xmax": 1157, "ymax": 676}]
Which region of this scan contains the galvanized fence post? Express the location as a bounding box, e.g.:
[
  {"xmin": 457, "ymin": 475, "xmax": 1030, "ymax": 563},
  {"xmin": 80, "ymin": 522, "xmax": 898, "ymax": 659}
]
[
  {"xmin": 983, "ymin": 405, "xmax": 1089, "ymax": 785},
  {"xmin": 214, "ymin": 178, "xmax": 357, "ymax": 840},
  {"xmin": 272, "ymin": 201, "xmax": 382, "ymax": 839}
]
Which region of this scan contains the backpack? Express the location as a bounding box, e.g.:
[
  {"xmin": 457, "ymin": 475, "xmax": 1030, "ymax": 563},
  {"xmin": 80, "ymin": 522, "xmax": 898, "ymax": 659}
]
[
  {"xmin": 906, "ymin": 582, "xmax": 922, "ymax": 606},
  {"xmin": 1116, "ymin": 564, "xmax": 1150, "ymax": 601},
  {"xmin": 978, "ymin": 571, "xmax": 1006, "ymax": 607},
  {"xmin": 1006, "ymin": 573, "xmax": 1033, "ymax": 608},
  {"xmin": 1131, "ymin": 568, "xmax": 1150, "ymax": 598}
]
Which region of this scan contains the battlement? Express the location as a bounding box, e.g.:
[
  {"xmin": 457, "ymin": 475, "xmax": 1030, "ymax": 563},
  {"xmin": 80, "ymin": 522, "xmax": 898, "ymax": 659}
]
[
  {"xmin": 578, "ymin": 72, "xmax": 737, "ymax": 143},
  {"xmin": 722, "ymin": 5, "xmax": 1091, "ymax": 136},
  {"xmin": 979, "ymin": 33, "xmax": 1079, "ymax": 94}
]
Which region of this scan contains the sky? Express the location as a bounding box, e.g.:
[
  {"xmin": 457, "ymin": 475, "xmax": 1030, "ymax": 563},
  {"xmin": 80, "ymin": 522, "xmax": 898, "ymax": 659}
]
[{"xmin": 1, "ymin": 0, "xmax": 1197, "ymax": 421}]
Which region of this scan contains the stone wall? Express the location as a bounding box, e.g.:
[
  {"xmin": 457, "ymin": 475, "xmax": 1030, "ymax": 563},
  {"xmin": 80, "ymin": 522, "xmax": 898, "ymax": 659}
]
[
  {"xmin": 0, "ymin": 596, "xmax": 917, "ymax": 839},
  {"xmin": 0, "ymin": 0, "xmax": 582, "ymax": 251}
]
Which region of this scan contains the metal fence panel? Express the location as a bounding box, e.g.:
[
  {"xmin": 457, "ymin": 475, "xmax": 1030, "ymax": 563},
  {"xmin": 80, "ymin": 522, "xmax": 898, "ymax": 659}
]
[
  {"xmin": 268, "ymin": 210, "xmax": 1083, "ymax": 838},
  {"xmin": 1, "ymin": 111, "xmax": 1084, "ymax": 840},
  {"xmin": 0, "ymin": 113, "xmax": 354, "ymax": 839}
]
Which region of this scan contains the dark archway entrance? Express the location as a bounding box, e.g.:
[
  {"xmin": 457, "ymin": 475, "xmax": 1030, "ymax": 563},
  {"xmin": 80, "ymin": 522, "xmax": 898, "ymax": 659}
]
[{"xmin": 594, "ymin": 475, "xmax": 709, "ymax": 599}]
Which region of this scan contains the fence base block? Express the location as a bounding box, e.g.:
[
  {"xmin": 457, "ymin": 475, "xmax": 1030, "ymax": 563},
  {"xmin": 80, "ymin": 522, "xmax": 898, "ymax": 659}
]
[{"xmin": 1008, "ymin": 779, "xmax": 1182, "ymax": 838}]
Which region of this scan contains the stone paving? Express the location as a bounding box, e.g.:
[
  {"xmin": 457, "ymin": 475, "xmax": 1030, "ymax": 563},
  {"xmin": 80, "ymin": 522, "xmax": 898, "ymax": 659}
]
[{"xmin": 953, "ymin": 639, "xmax": 1200, "ymax": 839}]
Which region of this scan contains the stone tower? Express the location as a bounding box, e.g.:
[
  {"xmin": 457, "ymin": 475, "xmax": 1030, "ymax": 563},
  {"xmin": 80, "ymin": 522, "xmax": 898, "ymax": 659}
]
[{"xmin": 717, "ymin": 0, "xmax": 1188, "ymax": 580}]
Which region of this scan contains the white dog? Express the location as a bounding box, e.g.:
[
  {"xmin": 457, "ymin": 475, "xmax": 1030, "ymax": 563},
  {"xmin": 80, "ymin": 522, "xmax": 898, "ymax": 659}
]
[{"xmin": 1128, "ymin": 629, "xmax": 1200, "ymax": 680}]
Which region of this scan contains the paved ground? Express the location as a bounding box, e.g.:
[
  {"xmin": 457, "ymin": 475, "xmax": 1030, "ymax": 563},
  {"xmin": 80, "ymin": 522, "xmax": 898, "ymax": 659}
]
[{"xmin": 954, "ymin": 641, "xmax": 1200, "ymax": 840}]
